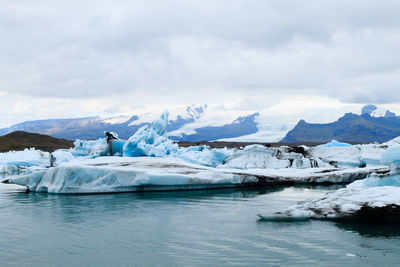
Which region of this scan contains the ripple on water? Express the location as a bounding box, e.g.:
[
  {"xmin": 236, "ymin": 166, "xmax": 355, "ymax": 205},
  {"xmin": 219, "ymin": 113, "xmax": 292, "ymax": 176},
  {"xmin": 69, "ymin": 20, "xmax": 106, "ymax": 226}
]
[{"xmin": 1, "ymin": 182, "xmax": 400, "ymax": 266}]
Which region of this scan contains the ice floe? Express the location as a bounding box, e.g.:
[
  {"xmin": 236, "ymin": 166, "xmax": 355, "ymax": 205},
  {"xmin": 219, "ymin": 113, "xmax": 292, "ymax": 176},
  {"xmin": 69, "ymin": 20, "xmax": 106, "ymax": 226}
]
[
  {"xmin": 260, "ymin": 186, "xmax": 400, "ymax": 221},
  {"xmin": 259, "ymin": 146, "xmax": 400, "ymax": 221},
  {"xmin": 3, "ymin": 156, "xmax": 389, "ymax": 193}
]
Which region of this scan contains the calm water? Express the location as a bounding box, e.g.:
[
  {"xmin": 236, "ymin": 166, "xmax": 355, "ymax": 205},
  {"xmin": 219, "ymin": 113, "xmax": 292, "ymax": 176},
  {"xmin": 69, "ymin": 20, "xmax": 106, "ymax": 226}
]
[{"xmin": 1, "ymin": 181, "xmax": 400, "ymax": 266}]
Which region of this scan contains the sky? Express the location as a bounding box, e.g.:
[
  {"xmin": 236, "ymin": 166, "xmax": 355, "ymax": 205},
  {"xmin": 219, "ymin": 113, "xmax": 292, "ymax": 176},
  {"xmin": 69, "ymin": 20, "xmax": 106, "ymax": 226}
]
[{"xmin": 1, "ymin": 0, "xmax": 400, "ymax": 127}]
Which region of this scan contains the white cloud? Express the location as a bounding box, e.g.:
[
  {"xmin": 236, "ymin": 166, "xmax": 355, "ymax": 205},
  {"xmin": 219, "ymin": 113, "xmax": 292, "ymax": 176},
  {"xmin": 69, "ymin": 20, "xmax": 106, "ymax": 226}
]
[{"xmin": 1, "ymin": 0, "xmax": 400, "ymax": 126}]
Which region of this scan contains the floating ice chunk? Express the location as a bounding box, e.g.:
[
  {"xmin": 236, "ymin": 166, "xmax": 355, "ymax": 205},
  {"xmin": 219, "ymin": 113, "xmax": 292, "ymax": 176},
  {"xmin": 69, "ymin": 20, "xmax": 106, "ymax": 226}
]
[
  {"xmin": 317, "ymin": 140, "xmax": 352, "ymax": 147},
  {"xmin": 263, "ymin": 186, "xmax": 400, "ymax": 221},
  {"xmin": 123, "ymin": 111, "xmax": 178, "ymax": 157}
]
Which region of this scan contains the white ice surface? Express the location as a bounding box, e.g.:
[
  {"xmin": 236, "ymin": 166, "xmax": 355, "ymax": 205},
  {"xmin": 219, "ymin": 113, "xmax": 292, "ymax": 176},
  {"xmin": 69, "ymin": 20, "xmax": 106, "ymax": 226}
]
[
  {"xmin": 72, "ymin": 138, "xmax": 108, "ymax": 157},
  {"xmin": 276, "ymin": 186, "xmax": 400, "ymax": 219},
  {"xmin": 7, "ymin": 156, "xmax": 389, "ymax": 193},
  {"xmin": 308, "ymin": 146, "xmax": 363, "ymax": 168},
  {"xmin": 0, "ymin": 148, "xmax": 50, "ymax": 173}
]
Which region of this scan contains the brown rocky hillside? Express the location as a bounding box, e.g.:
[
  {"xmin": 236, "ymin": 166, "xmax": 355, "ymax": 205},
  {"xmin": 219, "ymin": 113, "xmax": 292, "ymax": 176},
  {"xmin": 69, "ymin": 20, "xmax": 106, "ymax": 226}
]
[{"xmin": 0, "ymin": 131, "xmax": 73, "ymax": 152}]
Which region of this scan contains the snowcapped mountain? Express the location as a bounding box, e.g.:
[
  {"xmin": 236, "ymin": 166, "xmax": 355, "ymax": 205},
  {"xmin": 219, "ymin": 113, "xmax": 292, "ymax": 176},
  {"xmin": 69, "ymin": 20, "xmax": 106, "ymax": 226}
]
[
  {"xmin": 0, "ymin": 105, "xmax": 264, "ymax": 141},
  {"xmin": 4, "ymin": 103, "xmax": 394, "ymax": 143},
  {"xmin": 281, "ymin": 105, "xmax": 400, "ymax": 143}
]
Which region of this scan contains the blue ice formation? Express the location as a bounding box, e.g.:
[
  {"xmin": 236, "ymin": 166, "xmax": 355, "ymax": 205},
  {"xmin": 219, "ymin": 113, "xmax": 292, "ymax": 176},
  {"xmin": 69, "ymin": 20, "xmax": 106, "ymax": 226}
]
[
  {"xmin": 348, "ymin": 145, "xmax": 400, "ymax": 189},
  {"xmin": 109, "ymin": 140, "xmax": 125, "ymax": 156},
  {"xmin": 123, "ymin": 111, "xmax": 178, "ymax": 157},
  {"xmin": 381, "ymin": 145, "xmax": 400, "ymax": 168},
  {"xmin": 72, "ymin": 138, "xmax": 108, "ymax": 157},
  {"xmin": 317, "ymin": 140, "xmax": 352, "ymax": 147},
  {"xmin": 176, "ymin": 146, "xmax": 228, "ymax": 167},
  {"xmin": 348, "ymin": 174, "xmax": 400, "ymax": 189}
]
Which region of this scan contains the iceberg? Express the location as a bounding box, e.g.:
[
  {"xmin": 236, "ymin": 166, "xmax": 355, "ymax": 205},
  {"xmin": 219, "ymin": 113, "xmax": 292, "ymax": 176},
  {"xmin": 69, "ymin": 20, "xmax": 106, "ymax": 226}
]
[
  {"xmin": 2, "ymin": 112, "xmax": 399, "ymax": 194},
  {"xmin": 259, "ymin": 147, "xmax": 400, "ymax": 221},
  {"xmin": 259, "ymin": 186, "xmax": 400, "ymax": 221},
  {"xmin": 3, "ymin": 156, "xmax": 389, "ymax": 193},
  {"xmin": 123, "ymin": 111, "xmax": 178, "ymax": 157}
]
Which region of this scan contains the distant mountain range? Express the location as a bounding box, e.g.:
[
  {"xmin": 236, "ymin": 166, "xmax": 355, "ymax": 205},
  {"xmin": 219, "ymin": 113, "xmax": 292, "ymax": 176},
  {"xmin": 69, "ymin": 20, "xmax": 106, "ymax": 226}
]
[
  {"xmin": 0, "ymin": 105, "xmax": 260, "ymax": 142},
  {"xmin": 1, "ymin": 104, "xmax": 399, "ymax": 143},
  {"xmin": 281, "ymin": 105, "xmax": 400, "ymax": 143}
]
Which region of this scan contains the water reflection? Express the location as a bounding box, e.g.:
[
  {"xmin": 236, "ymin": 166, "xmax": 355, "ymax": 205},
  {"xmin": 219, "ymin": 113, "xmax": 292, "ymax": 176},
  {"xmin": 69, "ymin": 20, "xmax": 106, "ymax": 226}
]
[
  {"xmin": 0, "ymin": 186, "xmax": 286, "ymax": 224},
  {"xmin": 335, "ymin": 222, "xmax": 400, "ymax": 238}
]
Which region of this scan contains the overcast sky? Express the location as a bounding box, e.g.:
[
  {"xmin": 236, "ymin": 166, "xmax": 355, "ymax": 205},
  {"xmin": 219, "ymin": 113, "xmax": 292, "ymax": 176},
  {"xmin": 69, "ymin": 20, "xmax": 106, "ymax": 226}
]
[{"xmin": 1, "ymin": 0, "xmax": 400, "ymax": 127}]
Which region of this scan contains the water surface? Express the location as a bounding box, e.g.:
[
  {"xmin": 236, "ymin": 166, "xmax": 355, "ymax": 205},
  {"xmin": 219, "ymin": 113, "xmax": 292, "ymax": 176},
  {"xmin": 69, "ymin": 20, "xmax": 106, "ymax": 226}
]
[{"xmin": 1, "ymin": 182, "xmax": 400, "ymax": 266}]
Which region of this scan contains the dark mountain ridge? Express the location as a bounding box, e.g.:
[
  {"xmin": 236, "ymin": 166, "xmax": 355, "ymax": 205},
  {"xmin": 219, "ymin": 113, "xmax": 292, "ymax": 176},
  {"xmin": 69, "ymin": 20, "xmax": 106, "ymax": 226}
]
[{"xmin": 281, "ymin": 110, "xmax": 400, "ymax": 143}]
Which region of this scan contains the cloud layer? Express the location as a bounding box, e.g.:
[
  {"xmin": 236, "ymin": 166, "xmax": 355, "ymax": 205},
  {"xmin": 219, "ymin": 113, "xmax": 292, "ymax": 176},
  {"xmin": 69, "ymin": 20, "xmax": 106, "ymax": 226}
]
[{"xmin": 1, "ymin": 0, "xmax": 400, "ymax": 126}]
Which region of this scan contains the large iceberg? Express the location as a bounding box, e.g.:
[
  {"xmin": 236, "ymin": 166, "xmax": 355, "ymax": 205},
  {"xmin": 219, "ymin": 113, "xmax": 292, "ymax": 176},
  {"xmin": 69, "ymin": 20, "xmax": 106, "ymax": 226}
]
[
  {"xmin": 123, "ymin": 111, "xmax": 178, "ymax": 157},
  {"xmin": 3, "ymin": 156, "xmax": 389, "ymax": 193}
]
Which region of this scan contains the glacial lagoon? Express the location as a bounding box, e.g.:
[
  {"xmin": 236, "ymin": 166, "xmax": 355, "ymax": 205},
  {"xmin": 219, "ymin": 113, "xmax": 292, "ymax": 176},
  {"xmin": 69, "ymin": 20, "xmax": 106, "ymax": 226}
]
[{"xmin": 1, "ymin": 182, "xmax": 400, "ymax": 266}]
